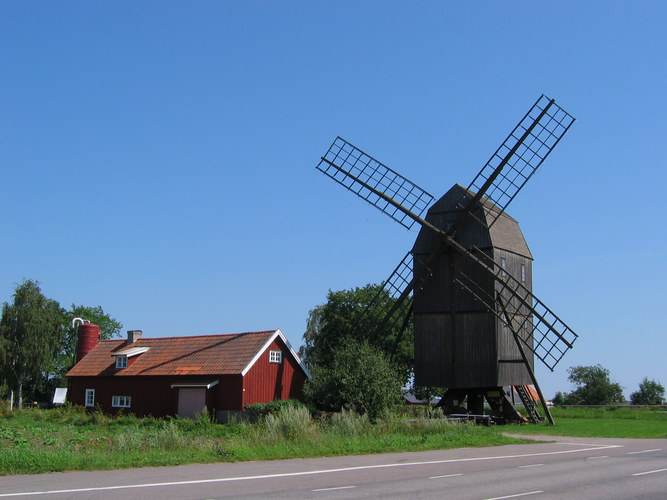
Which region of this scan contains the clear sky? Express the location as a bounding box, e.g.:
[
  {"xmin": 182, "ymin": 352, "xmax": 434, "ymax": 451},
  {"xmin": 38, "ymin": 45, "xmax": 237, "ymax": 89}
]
[{"xmin": 1, "ymin": 2, "xmax": 665, "ymax": 401}]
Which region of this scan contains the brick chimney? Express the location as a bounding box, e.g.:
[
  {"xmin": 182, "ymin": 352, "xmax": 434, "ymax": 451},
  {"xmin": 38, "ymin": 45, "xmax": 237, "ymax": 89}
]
[{"xmin": 126, "ymin": 330, "xmax": 142, "ymax": 345}]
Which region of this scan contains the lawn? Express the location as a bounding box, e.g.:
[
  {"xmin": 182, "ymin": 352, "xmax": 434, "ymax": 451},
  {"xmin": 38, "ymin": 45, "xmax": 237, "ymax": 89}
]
[{"xmin": 508, "ymin": 406, "xmax": 667, "ymax": 438}]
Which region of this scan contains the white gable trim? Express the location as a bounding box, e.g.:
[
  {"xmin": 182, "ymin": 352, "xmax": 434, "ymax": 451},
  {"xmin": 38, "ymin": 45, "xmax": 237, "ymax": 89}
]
[{"xmin": 241, "ymin": 329, "xmax": 311, "ymax": 379}]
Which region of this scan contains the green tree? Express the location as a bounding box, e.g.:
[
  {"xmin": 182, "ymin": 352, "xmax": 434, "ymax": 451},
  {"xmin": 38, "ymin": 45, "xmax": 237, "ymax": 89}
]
[
  {"xmin": 299, "ymin": 284, "xmax": 413, "ymax": 383},
  {"xmin": 0, "ymin": 280, "xmax": 65, "ymax": 408},
  {"xmin": 304, "ymin": 339, "xmax": 403, "ymax": 421},
  {"xmin": 412, "ymin": 384, "xmax": 446, "ymax": 406},
  {"xmin": 630, "ymin": 378, "xmax": 665, "ymax": 405},
  {"xmin": 563, "ymin": 364, "xmax": 624, "ymax": 405},
  {"xmin": 552, "ymin": 391, "xmax": 566, "ymax": 406}
]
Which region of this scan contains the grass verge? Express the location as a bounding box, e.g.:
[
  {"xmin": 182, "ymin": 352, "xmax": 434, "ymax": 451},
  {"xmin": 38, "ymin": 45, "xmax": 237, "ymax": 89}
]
[
  {"xmin": 4, "ymin": 405, "xmax": 664, "ymax": 476},
  {"xmin": 0, "ymin": 405, "xmax": 528, "ymax": 476}
]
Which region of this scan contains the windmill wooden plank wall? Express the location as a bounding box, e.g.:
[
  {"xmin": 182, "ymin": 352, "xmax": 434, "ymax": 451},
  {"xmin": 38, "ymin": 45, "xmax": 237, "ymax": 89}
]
[{"xmin": 412, "ymin": 184, "xmax": 534, "ymax": 389}]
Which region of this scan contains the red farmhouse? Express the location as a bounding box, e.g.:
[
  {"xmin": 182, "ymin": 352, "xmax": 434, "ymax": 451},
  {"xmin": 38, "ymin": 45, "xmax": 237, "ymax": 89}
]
[{"xmin": 67, "ymin": 328, "xmax": 310, "ymax": 418}]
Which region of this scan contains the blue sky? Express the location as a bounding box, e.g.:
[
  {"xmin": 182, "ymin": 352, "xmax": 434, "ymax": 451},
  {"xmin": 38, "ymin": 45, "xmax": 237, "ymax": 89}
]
[{"xmin": 1, "ymin": 2, "xmax": 665, "ymax": 400}]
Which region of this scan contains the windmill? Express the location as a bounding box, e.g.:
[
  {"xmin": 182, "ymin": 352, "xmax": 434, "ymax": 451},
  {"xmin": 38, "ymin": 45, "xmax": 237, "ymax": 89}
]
[{"xmin": 315, "ymin": 95, "xmax": 578, "ymax": 424}]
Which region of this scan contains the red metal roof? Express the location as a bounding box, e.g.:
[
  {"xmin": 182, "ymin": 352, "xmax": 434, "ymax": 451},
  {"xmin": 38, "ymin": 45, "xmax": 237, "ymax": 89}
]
[{"xmin": 66, "ymin": 330, "xmax": 280, "ymax": 377}]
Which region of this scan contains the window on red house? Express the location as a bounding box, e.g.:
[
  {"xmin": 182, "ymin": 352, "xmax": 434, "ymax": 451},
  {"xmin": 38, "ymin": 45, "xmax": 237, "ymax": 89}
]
[
  {"xmin": 112, "ymin": 395, "xmax": 131, "ymax": 408},
  {"xmin": 269, "ymin": 350, "xmax": 282, "ymax": 363}
]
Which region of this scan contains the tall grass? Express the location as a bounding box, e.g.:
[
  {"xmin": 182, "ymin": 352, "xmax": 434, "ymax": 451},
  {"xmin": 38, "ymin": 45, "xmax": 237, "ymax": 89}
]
[
  {"xmin": 264, "ymin": 405, "xmax": 313, "ymax": 440},
  {"xmin": 0, "ymin": 404, "xmax": 527, "ymax": 476},
  {"xmin": 327, "ymin": 407, "xmax": 370, "ymax": 436}
]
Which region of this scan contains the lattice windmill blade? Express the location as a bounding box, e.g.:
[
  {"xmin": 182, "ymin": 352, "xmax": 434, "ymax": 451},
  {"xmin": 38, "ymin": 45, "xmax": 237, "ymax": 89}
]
[
  {"xmin": 315, "ymin": 137, "xmax": 437, "ymax": 349},
  {"xmin": 360, "ymin": 251, "xmax": 436, "ymax": 346},
  {"xmin": 453, "ymin": 246, "xmax": 578, "ymax": 371},
  {"xmin": 360, "ymin": 251, "xmax": 415, "ymax": 344},
  {"xmin": 452, "ymin": 95, "xmax": 575, "ymax": 231},
  {"xmin": 316, "ymin": 137, "xmax": 435, "ymax": 230}
]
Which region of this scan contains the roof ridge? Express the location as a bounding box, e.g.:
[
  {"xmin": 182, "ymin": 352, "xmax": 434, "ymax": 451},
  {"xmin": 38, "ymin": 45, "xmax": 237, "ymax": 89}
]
[
  {"xmin": 97, "ymin": 330, "xmax": 278, "ymax": 344},
  {"xmin": 135, "ymin": 330, "xmax": 277, "ymax": 340}
]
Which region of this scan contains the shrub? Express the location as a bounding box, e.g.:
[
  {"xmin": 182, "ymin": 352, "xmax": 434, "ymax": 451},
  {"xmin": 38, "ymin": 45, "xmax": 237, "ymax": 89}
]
[
  {"xmin": 245, "ymin": 399, "xmax": 304, "ymax": 416},
  {"xmin": 304, "ymin": 340, "xmax": 403, "ymax": 422}
]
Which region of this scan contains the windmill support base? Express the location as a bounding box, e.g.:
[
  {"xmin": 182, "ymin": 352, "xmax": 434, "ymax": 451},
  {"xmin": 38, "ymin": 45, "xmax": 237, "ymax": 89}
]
[{"xmin": 437, "ymin": 387, "xmax": 536, "ymax": 424}]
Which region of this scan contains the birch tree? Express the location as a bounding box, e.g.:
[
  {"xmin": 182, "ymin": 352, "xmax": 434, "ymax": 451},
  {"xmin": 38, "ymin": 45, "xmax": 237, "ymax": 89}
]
[{"xmin": 0, "ymin": 280, "xmax": 64, "ymax": 408}]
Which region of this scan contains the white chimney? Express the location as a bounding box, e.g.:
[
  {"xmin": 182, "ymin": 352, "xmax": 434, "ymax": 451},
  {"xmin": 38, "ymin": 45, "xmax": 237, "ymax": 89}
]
[{"xmin": 127, "ymin": 330, "xmax": 142, "ymax": 344}]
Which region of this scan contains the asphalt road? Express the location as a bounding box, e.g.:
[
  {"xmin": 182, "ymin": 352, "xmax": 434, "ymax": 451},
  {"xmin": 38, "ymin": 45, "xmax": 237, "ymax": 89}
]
[{"xmin": 0, "ymin": 436, "xmax": 665, "ymax": 499}]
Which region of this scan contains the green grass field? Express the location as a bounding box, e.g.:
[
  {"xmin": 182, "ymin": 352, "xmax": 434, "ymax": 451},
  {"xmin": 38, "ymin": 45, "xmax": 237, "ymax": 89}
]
[
  {"xmin": 0, "ymin": 405, "xmax": 664, "ymax": 476},
  {"xmin": 508, "ymin": 406, "xmax": 667, "ymax": 438}
]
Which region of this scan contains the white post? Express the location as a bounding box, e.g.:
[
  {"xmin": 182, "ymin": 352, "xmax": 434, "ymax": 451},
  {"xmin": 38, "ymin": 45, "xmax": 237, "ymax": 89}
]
[{"xmin": 9, "ymin": 390, "xmax": 13, "ymax": 411}]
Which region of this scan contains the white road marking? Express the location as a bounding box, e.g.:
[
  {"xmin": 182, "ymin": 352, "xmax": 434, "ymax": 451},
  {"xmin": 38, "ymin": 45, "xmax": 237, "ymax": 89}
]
[
  {"xmin": 627, "ymin": 448, "xmax": 661, "ymax": 455},
  {"xmin": 313, "ymin": 486, "xmax": 356, "ymax": 492},
  {"xmin": 556, "ymin": 442, "xmax": 614, "ymax": 447},
  {"xmin": 484, "ymin": 491, "xmax": 543, "ymax": 500},
  {"xmin": 429, "ymin": 473, "xmax": 463, "ymax": 479},
  {"xmin": 0, "ymin": 444, "xmax": 621, "ymax": 498},
  {"xmin": 518, "ymin": 463, "xmax": 543, "ymax": 468},
  {"xmin": 586, "ymin": 455, "xmax": 608, "ymax": 460},
  {"xmin": 632, "ymin": 467, "xmax": 667, "ymax": 476}
]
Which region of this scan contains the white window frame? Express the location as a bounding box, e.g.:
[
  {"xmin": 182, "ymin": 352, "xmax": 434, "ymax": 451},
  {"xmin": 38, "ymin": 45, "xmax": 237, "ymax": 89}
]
[
  {"xmin": 521, "ymin": 263, "xmax": 526, "ymax": 282},
  {"xmin": 115, "ymin": 355, "xmax": 128, "ymax": 369},
  {"xmin": 85, "ymin": 389, "xmax": 95, "ymax": 407},
  {"xmin": 112, "ymin": 395, "xmax": 131, "ymax": 408},
  {"xmin": 269, "ymin": 350, "xmax": 282, "ymax": 364},
  {"xmin": 500, "ymin": 257, "xmax": 507, "ymax": 277}
]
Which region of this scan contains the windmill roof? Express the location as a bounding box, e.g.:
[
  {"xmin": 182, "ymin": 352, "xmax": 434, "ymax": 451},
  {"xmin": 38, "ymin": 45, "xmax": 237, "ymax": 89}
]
[
  {"xmin": 419, "ymin": 184, "xmax": 532, "ymax": 259},
  {"xmin": 66, "ymin": 330, "xmax": 309, "ymax": 378},
  {"xmin": 487, "ymin": 211, "xmax": 533, "ymax": 259}
]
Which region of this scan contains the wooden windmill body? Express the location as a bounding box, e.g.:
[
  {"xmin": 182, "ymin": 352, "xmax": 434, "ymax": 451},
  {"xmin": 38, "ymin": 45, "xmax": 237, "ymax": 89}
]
[
  {"xmin": 316, "ymin": 95, "xmax": 579, "ymax": 423},
  {"xmin": 413, "ymin": 184, "xmax": 534, "ymax": 390}
]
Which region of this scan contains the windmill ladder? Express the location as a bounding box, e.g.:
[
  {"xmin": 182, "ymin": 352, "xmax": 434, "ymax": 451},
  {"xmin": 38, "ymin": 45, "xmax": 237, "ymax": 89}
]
[{"xmin": 515, "ymin": 385, "xmax": 543, "ymax": 424}]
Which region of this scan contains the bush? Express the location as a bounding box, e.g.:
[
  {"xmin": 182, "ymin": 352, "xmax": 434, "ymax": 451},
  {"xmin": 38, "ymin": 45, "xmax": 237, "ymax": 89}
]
[
  {"xmin": 304, "ymin": 340, "xmax": 403, "ymax": 422},
  {"xmin": 245, "ymin": 399, "xmax": 304, "ymax": 416}
]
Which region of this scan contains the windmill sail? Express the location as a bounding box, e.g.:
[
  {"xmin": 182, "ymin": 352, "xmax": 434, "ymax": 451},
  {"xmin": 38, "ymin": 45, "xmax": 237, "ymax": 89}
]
[
  {"xmin": 316, "ymin": 137, "xmax": 435, "ymax": 230},
  {"xmin": 454, "ymin": 95, "xmax": 575, "ymax": 230},
  {"xmin": 361, "ymin": 251, "xmax": 415, "ymax": 344},
  {"xmin": 361, "ymin": 250, "xmax": 436, "ymax": 347},
  {"xmin": 454, "ymin": 261, "xmax": 578, "ymax": 371}
]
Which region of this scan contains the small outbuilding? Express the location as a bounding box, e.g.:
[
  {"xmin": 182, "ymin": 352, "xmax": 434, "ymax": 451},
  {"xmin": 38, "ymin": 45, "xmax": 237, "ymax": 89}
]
[{"xmin": 66, "ymin": 329, "xmax": 310, "ymax": 419}]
